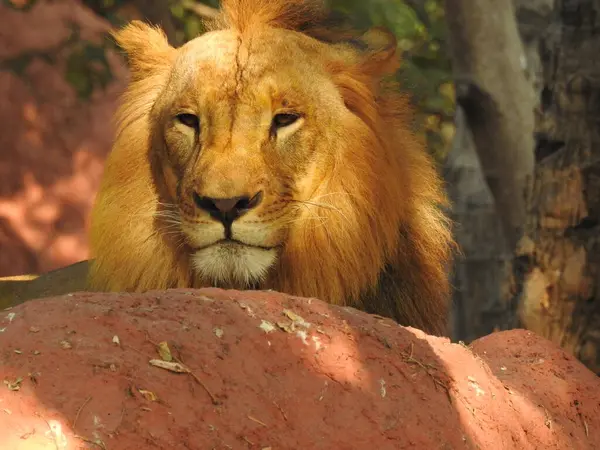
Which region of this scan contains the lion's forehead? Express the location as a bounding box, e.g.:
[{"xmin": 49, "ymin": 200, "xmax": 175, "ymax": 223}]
[
  {"xmin": 174, "ymin": 31, "xmax": 238, "ymax": 84},
  {"xmin": 171, "ymin": 29, "xmax": 323, "ymax": 102}
]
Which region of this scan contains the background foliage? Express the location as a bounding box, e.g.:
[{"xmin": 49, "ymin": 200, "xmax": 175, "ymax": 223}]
[{"xmin": 328, "ymin": 0, "xmax": 455, "ymax": 160}]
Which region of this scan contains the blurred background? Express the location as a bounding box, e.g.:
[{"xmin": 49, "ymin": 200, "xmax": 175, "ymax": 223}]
[{"xmin": 2, "ymin": 0, "xmax": 599, "ymax": 374}]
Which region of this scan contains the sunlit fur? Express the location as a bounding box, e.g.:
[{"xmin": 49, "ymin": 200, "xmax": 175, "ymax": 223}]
[{"xmin": 88, "ymin": 0, "xmax": 455, "ymax": 335}]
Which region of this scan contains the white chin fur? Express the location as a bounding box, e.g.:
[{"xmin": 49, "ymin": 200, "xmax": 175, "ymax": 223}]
[{"xmin": 191, "ymin": 243, "xmax": 277, "ymax": 287}]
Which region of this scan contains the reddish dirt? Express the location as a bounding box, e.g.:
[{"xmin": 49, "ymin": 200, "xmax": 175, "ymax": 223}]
[
  {"xmin": 0, "ymin": 289, "xmax": 598, "ymax": 449},
  {"xmin": 0, "ymin": 0, "xmax": 127, "ymax": 277}
]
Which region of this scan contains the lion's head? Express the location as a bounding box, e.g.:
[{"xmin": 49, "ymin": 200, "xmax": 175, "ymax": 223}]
[{"xmin": 89, "ymin": 0, "xmax": 454, "ymax": 334}]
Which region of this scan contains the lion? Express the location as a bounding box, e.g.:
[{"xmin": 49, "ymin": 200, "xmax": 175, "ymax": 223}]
[{"xmin": 0, "ymin": 0, "xmax": 454, "ymax": 335}]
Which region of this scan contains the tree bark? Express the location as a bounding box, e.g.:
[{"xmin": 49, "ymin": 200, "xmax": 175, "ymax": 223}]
[
  {"xmin": 444, "ymin": 109, "xmax": 514, "ymax": 341},
  {"xmin": 509, "ymin": 0, "xmax": 600, "ymax": 374},
  {"xmin": 444, "ymin": 0, "xmax": 536, "ymax": 250}
]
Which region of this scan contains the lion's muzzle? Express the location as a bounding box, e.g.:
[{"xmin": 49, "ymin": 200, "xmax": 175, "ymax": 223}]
[{"xmin": 192, "ymin": 191, "xmax": 263, "ymax": 234}]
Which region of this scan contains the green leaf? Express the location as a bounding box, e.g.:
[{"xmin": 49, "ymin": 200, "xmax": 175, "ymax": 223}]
[{"xmin": 65, "ymin": 41, "xmax": 113, "ymax": 100}]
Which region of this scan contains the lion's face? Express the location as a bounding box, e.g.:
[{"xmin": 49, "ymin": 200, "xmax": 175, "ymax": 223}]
[
  {"xmin": 150, "ymin": 29, "xmax": 349, "ymax": 287},
  {"xmin": 90, "ymin": 2, "xmax": 452, "ymax": 335}
]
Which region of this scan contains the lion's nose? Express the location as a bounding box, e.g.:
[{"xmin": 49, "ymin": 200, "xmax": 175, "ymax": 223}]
[{"xmin": 193, "ymin": 191, "xmax": 263, "ymax": 225}]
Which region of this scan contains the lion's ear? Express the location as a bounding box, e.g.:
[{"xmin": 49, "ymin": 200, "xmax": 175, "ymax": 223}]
[
  {"xmin": 111, "ymin": 21, "xmax": 176, "ymax": 80},
  {"xmin": 354, "ymin": 27, "xmax": 400, "ymax": 77},
  {"xmin": 326, "ymin": 27, "xmax": 400, "ymax": 130}
]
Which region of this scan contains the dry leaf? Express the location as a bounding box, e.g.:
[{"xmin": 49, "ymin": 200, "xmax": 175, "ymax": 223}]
[
  {"xmin": 312, "ymin": 336, "xmax": 323, "ymax": 351},
  {"xmin": 283, "ymin": 309, "xmax": 311, "ymax": 328},
  {"xmin": 259, "ymin": 320, "xmax": 276, "ymax": 334},
  {"xmin": 157, "ymin": 341, "xmax": 173, "ymax": 362},
  {"xmin": 277, "ymin": 322, "xmax": 294, "ymax": 333},
  {"xmin": 138, "ymin": 389, "xmax": 158, "ymax": 402},
  {"xmin": 239, "ymin": 302, "xmax": 256, "ymax": 318},
  {"xmin": 248, "ymin": 415, "xmax": 267, "ymax": 427},
  {"xmin": 149, "ymin": 359, "xmax": 190, "ymax": 373},
  {"xmin": 379, "ymin": 379, "xmax": 387, "ymax": 398},
  {"xmin": 4, "ymin": 377, "xmax": 23, "ymax": 391}
]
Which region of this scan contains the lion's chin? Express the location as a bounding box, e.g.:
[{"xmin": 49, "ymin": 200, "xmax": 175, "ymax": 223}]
[{"xmin": 190, "ymin": 241, "xmax": 278, "ymax": 288}]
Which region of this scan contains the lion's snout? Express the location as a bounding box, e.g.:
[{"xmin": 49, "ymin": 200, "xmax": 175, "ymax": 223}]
[{"xmin": 191, "ymin": 191, "xmax": 264, "ymax": 226}]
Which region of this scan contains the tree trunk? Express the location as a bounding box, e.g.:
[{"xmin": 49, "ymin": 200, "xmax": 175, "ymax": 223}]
[
  {"xmin": 443, "ymin": 0, "xmax": 535, "ymax": 250},
  {"xmin": 445, "ymin": 0, "xmax": 600, "ymax": 374},
  {"xmin": 443, "ymin": 0, "xmax": 537, "ymax": 340},
  {"xmin": 444, "ymin": 110, "xmax": 514, "ymax": 341},
  {"xmin": 510, "ymin": 0, "xmax": 600, "ymax": 374}
]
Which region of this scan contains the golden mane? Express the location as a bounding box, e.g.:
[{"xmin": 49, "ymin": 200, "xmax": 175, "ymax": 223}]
[
  {"xmin": 88, "ymin": 0, "xmax": 455, "ymax": 335},
  {"xmin": 214, "ymin": 0, "xmax": 325, "ymax": 32}
]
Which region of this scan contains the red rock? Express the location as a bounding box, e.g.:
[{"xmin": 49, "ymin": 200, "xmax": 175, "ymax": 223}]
[{"xmin": 0, "ymin": 289, "xmax": 598, "ymax": 449}]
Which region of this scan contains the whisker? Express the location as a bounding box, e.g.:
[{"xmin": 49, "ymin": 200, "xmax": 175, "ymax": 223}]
[
  {"xmin": 284, "ymin": 217, "xmax": 331, "ymax": 230},
  {"xmin": 304, "ymin": 191, "xmax": 358, "ymax": 202},
  {"xmin": 155, "ymin": 214, "xmax": 181, "ymax": 220},
  {"xmin": 126, "ymin": 210, "xmax": 182, "ymax": 223},
  {"xmin": 157, "ymin": 220, "xmax": 181, "ymax": 227},
  {"xmin": 156, "ymin": 201, "xmax": 179, "ymax": 209},
  {"xmin": 293, "ymin": 200, "xmax": 339, "ymax": 211},
  {"xmin": 290, "ymin": 199, "xmax": 350, "ymax": 224}
]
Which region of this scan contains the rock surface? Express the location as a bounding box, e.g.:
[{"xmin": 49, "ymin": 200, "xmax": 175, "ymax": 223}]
[
  {"xmin": 0, "ymin": 0, "xmax": 126, "ymax": 277},
  {"xmin": 0, "ymin": 289, "xmax": 598, "ymax": 449}
]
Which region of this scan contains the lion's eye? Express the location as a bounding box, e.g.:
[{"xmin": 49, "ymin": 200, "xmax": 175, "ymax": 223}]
[
  {"xmin": 176, "ymin": 113, "xmax": 200, "ymax": 131},
  {"xmin": 272, "ymin": 113, "xmax": 300, "ymax": 130}
]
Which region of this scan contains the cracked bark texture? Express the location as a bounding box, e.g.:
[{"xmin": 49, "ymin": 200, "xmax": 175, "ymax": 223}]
[
  {"xmin": 447, "ymin": 0, "xmax": 600, "ymax": 374},
  {"xmin": 512, "ymin": 0, "xmax": 600, "ymax": 374}
]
